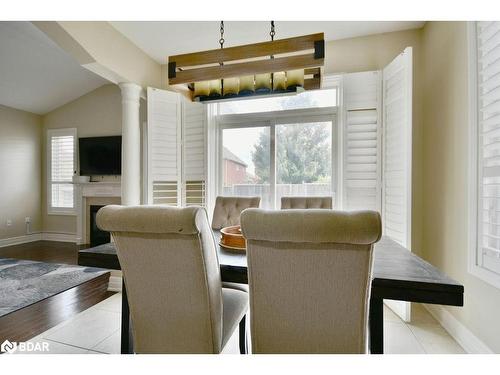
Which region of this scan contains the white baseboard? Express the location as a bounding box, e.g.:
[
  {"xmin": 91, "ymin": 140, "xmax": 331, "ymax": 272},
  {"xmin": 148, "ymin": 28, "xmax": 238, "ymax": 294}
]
[
  {"xmin": 424, "ymin": 304, "xmax": 494, "ymax": 354},
  {"xmin": 108, "ymin": 275, "xmax": 122, "ymax": 292},
  {"xmin": 0, "ymin": 232, "xmax": 77, "ymax": 248},
  {"xmin": 41, "ymin": 232, "xmax": 76, "ymax": 243},
  {"xmin": 0, "ymin": 233, "xmax": 42, "ymax": 248}
]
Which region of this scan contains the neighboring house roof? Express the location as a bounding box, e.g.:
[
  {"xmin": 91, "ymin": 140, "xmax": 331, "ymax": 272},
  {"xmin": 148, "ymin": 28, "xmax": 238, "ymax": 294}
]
[{"xmin": 223, "ymin": 147, "xmax": 248, "ymax": 167}]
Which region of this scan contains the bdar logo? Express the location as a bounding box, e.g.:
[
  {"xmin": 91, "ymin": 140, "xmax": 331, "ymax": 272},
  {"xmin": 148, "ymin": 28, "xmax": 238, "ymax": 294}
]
[{"xmin": 1, "ymin": 339, "xmax": 17, "ymax": 353}]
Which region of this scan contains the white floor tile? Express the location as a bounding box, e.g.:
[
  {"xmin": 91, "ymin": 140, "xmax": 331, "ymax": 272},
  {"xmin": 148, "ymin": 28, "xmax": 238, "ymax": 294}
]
[
  {"xmin": 92, "ymin": 330, "xmax": 121, "ymax": 354},
  {"xmin": 411, "ymin": 304, "xmax": 439, "ymax": 325},
  {"xmin": 384, "ymin": 321, "xmax": 425, "ymax": 354},
  {"xmin": 13, "ymin": 339, "xmax": 89, "ymax": 354},
  {"xmin": 43, "ymin": 308, "xmax": 121, "ymax": 349},
  {"xmin": 92, "ymin": 293, "xmax": 122, "ymax": 313},
  {"xmin": 384, "ymin": 305, "xmax": 404, "ymax": 323},
  {"xmin": 408, "ymin": 323, "xmax": 465, "ymax": 354},
  {"xmin": 221, "ymin": 327, "xmax": 240, "ymax": 354}
]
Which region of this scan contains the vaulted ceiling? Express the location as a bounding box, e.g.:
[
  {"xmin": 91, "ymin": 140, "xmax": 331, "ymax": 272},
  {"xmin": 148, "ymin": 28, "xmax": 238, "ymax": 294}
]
[{"xmin": 0, "ymin": 22, "xmax": 107, "ymax": 115}]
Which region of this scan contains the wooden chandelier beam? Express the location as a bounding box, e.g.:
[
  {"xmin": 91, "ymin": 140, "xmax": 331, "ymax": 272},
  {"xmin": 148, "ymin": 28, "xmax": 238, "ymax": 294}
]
[
  {"xmin": 169, "ymin": 54, "xmax": 323, "ymax": 85},
  {"xmin": 169, "ymin": 33, "xmax": 324, "ymax": 68}
]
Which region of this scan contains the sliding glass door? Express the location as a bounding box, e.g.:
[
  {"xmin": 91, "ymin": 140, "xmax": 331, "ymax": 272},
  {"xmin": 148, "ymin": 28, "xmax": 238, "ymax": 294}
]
[
  {"xmin": 276, "ymin": 121, "xmax": 333, "ymax": 205},
  {"xmin": 219, "ymin": 108, "xmax": 336, "ymax": 209}
]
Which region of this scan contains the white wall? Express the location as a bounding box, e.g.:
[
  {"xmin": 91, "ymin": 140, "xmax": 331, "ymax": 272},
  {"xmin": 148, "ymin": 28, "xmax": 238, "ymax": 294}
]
[
  {"xmin": 41, "ymin": 84, "xmax": 122, "ymax": 235},
  {"xmin": 422, "ymin": 21, "xmax": 500, "ymax": 353},
  {"xmin": 0, "ymin": 105, "xmax": 42, "ymax": 239}
]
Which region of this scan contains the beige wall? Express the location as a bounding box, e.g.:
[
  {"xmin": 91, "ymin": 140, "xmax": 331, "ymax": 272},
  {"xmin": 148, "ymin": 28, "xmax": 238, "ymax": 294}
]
[
  {"xmin": 42, "ymin": 84, "xmax": 122, "ymax": 235},
  {"xmin": 422, "ymin": 21, "xmax": 500, "ymax": 353},
  {"xmin": 0, "ymin": 105, "xmax": 42, "ymax": 239},
  {"xmin": 325, "ymin": 28, "xmax": 425, "ymax": 256}
]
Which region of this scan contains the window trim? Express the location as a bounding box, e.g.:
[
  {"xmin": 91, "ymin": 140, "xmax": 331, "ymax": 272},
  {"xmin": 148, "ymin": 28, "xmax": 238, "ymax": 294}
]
[
  {"xmin": 468, "ymin": 21, "xmax": 500, "ymax": 289},
  {"xmin": 217, "ymin": 106, "xmax": 338, "ymax": 209},
  {"xmin": 47, "ymin": 128, "xmax": 77, "ymax": 216}
]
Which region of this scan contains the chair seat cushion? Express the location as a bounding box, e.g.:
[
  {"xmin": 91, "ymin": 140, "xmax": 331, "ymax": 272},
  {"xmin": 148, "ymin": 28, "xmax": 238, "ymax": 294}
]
[
  {"xmin": 222, "ymin": 282, "xmax": 249, "ymax": 292},
  {"xmin": 222, "ymin": 288, "xmax": 248, "ymax": 348}
]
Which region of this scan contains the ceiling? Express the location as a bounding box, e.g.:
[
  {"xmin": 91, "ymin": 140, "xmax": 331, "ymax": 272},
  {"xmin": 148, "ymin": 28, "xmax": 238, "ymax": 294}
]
[
  {"xmin": 0, "ymin": 22, "xmax": 108, "ymax": 115},
  {"xmin": 110, "ymin": 21, "xmax": 425, "ymax": 64}
]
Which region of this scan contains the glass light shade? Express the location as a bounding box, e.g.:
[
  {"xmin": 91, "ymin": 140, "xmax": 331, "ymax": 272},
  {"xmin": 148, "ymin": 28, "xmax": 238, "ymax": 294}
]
[
  {"xmin": 286, "ymin": 69, "xmax": 305, "ymax": 89},
  {"xmin": 223, "ymin": 77, "xmax": 239, "ymax": 97},
  {"xmin": 255, "ymin": 73, "xmax": 272, "ymax": 93},
  {"xmin": 209, "ymin": 79, "xmax": 222, "ymax": 97},
  {"xmin": 273, "ymin": 71, "xmax": 286, "ymax": 92},
  {"xmin": 193, "ymin": 81, "xmax": 210, "ymax": 98},
  {"xmin": 239, "ymin": 75, "xmax": 255, "ymax": 95}
]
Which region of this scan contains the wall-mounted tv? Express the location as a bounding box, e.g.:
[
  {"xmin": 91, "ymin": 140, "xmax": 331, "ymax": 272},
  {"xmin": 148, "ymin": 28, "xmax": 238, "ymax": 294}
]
[{"xmin": 79, "ymin": 136, "xmax": 121, "ymax": 176}]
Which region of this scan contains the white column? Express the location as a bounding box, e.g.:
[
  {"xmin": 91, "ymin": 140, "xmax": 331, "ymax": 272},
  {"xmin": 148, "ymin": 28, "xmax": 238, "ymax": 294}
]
[{"xmin": 119, "ymin": 82, "xmax": 142, "ymax": 206}]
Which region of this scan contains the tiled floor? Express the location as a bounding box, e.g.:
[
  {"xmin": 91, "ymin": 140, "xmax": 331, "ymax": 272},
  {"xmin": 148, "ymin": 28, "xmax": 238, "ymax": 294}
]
[{"xmin": 21, "ymin": 294, "xmax": 465, "ymax": 354}]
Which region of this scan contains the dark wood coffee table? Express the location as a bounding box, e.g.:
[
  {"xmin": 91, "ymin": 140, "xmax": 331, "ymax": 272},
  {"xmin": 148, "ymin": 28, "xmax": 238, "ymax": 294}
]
[{"xmin": 78, "ymin": 234, "xmax": 464, "ymax": 354}]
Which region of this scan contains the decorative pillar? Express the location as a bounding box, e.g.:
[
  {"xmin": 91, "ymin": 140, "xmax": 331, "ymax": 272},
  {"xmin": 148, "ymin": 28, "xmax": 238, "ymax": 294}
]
[{"xmin": 119, "ymin": 83, "xmax": 142, "ymax": 206}]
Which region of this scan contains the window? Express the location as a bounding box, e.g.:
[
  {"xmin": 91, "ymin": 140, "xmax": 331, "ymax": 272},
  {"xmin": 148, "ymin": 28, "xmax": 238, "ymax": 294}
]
[
  {"xmin": 469, "ymin": 21, "xmax": 500, "ymax": 288},
  {"xmin": 219, "ymin": 88, "xmax": 337, "ymax": 114},
  {"xmin": 47, "ymin": 128, "xmax": 76, "ymax": 214},
  {"xmin": 217, "ymin": 90, "xmax": 337, "ymax": 209}
]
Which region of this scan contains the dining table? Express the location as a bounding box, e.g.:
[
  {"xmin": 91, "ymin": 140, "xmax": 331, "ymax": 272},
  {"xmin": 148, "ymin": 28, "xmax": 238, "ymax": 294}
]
[{"xmin": 78, "ymin": 231, "xmax": 464, "ymax": 354}]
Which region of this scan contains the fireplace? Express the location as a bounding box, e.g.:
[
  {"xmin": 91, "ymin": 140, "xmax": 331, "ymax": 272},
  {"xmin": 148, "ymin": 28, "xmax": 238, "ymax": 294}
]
[{"xmin": 89, "ymin": 205, "xmax": 110, "ymax": 247}]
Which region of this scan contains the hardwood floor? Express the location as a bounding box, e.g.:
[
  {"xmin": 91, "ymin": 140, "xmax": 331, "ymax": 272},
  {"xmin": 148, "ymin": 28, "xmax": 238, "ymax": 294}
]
[
  {"xmin": 0, "ymin": 240, "xmax": 87, "ymax": 265},
  {"xmin": 0, "ymin": 240, "xmax": 113, "ymax": 344}
]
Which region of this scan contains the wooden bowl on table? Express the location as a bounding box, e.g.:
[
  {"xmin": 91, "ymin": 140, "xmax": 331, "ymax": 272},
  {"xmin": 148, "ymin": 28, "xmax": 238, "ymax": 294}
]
[{"xmin": 220, "ymin": 225, "xmax": 246, "ymax": 252}]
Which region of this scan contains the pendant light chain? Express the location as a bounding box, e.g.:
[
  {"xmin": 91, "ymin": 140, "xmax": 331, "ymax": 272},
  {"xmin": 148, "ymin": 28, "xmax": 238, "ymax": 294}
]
[{"xmin": 219, "ymin": 21, "xmax": 225, "ymax": 49}]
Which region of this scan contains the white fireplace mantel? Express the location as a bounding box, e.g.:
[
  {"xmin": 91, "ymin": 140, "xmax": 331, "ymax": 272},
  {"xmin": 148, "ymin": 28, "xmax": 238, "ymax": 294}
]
[{"xmin": 75, "ymin": 182, "xmax": 121, "ymax": 245}]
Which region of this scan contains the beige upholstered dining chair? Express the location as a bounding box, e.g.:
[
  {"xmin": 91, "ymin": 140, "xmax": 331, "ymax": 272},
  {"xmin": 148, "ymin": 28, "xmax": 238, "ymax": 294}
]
[
  {"xmin": 241, "ymin": 208, "xmax": 382, "ymax": 354},
  {"xmin": 281, "ymin": 196, "xmax": 333, "ymax": 209},
  {"xmin": 211, "ymin": 196, "xmax": 261, "ymax": 230},
  {"xmin": 96, "ymin": 205, "xmax": 248, "ymax": 354}
]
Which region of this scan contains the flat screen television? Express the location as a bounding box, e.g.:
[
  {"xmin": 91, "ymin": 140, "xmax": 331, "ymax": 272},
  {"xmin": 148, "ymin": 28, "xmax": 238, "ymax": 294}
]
[{"xmin": 79, "ymin": 136, "xmax": 121, "ymax": 176}]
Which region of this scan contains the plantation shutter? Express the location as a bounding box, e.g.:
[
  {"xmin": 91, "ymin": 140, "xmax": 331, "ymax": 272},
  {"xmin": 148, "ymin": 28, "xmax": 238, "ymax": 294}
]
[
  {"xmin": 382, "ymin": 47, "xmax": 413, "ymax": 249},
  {"xmin": 147, "ymin": 87, "xmax": 181, "ymax": 205},
  {"xmin": 342, "ymin": 71, "xmax": 381, "ymax": 211},
  {"xmin": 182, "ymin": 100, "xmax": 207, "ymax": 207},
  {"xmin": 476, "ymin": 21, "xmax": 500, "ymax": 274},
  {"xmin": 48, "ymin": 128, "xmax": 76, "ymax": 212}
]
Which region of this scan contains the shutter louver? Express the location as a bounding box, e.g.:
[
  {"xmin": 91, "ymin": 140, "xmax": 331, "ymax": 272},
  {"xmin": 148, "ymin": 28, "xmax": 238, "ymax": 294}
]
[
  {"xmin": 49, "ymin": 130, "xmax": 75, "ymax": 210},
  {"xmin": 382, "ymin": 47, "xmax": 412, "ymax": 249},
  {"xmin": 342, "ymin": 71, "xmax": 381, "ymax": 211},
  {"xmin": 477, "ymin": 21, "xmax": 500, "ymax": 274},
  {"xmin": 147, "ymin": 87, "xmax": 181, "ymax": 205},
  {"xmin": 182, "ymin": 101, "xmax": 207, "ymax": 207}
]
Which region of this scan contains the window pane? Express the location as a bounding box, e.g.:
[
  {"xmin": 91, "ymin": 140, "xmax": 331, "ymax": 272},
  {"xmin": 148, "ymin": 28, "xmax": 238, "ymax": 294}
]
[
  {"xmin": 219, "ymin": 89, "xmax": 337, "ymax": 115},
  {"xmin": 51, "ymin": 183, "xmax": 74, "ymax": 208},
  {"xmin": 222, "ymin": 127, "xmax": 271, "ymax": 208},
  {"xmin": 276, "ymin": 122, "xmax": 333, "ymax": 206}
]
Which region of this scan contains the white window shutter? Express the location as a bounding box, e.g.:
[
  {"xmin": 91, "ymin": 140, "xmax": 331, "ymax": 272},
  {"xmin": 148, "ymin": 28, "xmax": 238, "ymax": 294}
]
[
  {"xmin": 47, "ymin": 128, "xmax": 76, "ymax": 213},
  {"xmin": 147, "ymin": 87, "xmax": 181, "ymax": 205},
  {"xmin": 182, "ymin": 100, "xmax": 207, "ymax": 207},
  {"xmin": 382, "ymin": 47, "xmax": 413, "ymax": 249},
  {"xmin": 342, "ymin": 71, "xmax": 381, "ymax": 211},
  {"xmin": 476, "ymin": 21, "xmax": 500, "ymax": 275}
]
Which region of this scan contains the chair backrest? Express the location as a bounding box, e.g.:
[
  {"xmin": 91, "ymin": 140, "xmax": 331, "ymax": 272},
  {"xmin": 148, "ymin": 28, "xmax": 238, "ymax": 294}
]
[
  {"xmin": 96, "ymin": 205, "xmax": 223, "ymax": 353},
  {"xmin": 241, "ymin": 208, "xmax": 382, "ymax": 353},
  {"xmin": 281, "ymin": 196, "xmax": 333, "ymax": 209},
  {"xmin": 211, "ymin": 196, "xmax": 261, "ymax": 230}
]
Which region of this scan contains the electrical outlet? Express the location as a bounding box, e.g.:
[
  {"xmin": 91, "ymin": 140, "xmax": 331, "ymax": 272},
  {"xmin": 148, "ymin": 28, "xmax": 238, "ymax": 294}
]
[
  {"xmin": 6, "ymin": 219, "xmax": 12, "ymax": 227},
  {"xmin": 25, "ymin": 216, "xmax": 31, "ymax": 224}
]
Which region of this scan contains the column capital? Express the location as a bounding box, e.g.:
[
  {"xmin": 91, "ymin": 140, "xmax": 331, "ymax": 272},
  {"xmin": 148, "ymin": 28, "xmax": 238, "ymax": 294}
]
[{"xmin": 119, "ymin": 82, "xmax": 143, "ymax": 102}]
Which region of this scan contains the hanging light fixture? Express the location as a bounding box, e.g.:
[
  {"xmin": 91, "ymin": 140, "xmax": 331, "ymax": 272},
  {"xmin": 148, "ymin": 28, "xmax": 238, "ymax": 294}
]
[{"xmin": 168, "ymin": 21, "xmax": 325, "ymax": 102}]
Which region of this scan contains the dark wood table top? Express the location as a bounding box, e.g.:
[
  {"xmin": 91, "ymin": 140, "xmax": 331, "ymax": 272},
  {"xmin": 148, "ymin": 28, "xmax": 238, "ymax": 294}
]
[{"xmin": 79, "ymin": 232, "xmax": 464, "ymax": 305}]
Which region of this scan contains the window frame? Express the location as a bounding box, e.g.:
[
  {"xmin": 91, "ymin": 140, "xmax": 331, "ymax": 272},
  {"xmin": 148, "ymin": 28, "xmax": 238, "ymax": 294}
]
[
  {"xmin": 216, "ymin": 106, "xmax": 338, "ymax": 209},
  {"xmin": 47, "ymin": 128, "xmax": 77, "ymax": 215},
  {"xmin": 468, "ymin": 21, "xmax": 500, "ymax": 289}
]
